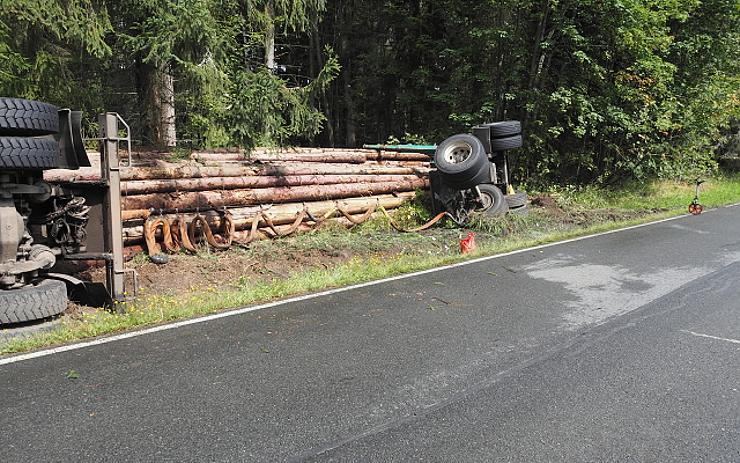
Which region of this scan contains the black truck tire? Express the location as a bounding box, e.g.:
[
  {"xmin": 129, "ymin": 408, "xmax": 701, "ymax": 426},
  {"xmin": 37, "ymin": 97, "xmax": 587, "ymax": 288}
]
[
  {"xmin": 490, "ymin": 134, "xmax": 523, "ymax": 151},
  {"xmin": 0, "ymin": 98, "xmax": 59, "ymax": 136},
  {"xmin": 505, "ymin": 191, "xmax": 528, "ymax": 208},
  {"xmin": 434, "ymin": 134, "xmax": 489, "ymax": 186},
  {"xmin": 475, "ymin": 184, "xmax": 509, "ymax": 217},
  {"xmin": 486, "ymin": 120, "xmax": 521, "ymax": 138},
  {"xmin": 0, "ymin": 137, "xmax": 60, "ymax": 169},
  {"xmin": 0, "ymin": 279, "xmax": 68, "ymax": 324}
]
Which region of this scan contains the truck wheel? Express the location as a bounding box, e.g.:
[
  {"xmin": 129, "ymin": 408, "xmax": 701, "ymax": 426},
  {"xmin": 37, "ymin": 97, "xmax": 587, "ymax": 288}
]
[
  {"xmin": 434, "ymin": 134, "xmax": 488, "ymax": 183},
  {"xmin": 505, "ymin": 191, "xmax": 528, "ymax": 208},
  {"xmin": 0, "ymin": 137, "xmax": 60, "ymax": 169},
  {"xmin": 475, "ymin": 184, "xmax": 509, "ymax": 217},
  {"xmin": 0, "ymin": 98, "xmax": 59, "ymax": 136},
  {"xmin": 490, "ymin": 134, "xmax": 523, "ymax": 151},
  {"xmin": 486, "ymin": 120, "xmax": 521, "ymax": 138},
  {"xmin": 0, "ymin": 279, "xmax": 68, "ymax": 324}
]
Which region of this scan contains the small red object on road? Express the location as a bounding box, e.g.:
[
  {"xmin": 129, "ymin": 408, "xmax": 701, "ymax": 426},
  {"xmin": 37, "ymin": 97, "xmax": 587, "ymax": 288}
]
[{"xmin": 460, "ymin": 232, "xmax": 477, "ymax": 254}]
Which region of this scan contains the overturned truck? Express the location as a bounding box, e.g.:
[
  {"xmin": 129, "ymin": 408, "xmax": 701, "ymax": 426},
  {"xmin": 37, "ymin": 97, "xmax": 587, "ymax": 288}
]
[
  {"xmin": 0, "ymin": 98, "xmax": 131, "ymax": 325},
  {"xmin": 431, "ymin": 121, "xmax": 526, "ymax": 223}
]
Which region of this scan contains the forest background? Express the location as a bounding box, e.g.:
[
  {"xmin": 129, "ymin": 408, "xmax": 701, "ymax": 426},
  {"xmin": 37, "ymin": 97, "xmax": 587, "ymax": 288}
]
[{"xmin": 1, "ymin": 0, "xmax": 738, "ymax": 185}]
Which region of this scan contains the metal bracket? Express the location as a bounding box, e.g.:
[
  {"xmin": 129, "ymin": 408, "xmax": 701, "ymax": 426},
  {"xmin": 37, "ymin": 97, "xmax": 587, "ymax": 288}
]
[
  {"xmin": 99, "ymin": 113, "xmax": 138, "ymax": 302},
  {"xmin": 113, "ymin": 114, "xmax": 133, "ymax": 169}
]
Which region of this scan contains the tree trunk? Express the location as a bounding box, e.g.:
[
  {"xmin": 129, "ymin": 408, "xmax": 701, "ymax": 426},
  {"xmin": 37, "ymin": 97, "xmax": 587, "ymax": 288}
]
[
  {"xmin": 147, "ymin": 64, "xmax": 177, "ymax": 148},
  {"xmin": 122, "ymin": 193, "xmax": 414, "ymax": 233},
  {"xmin": 527, "ymin": 2, "xmax": 550, "ymax": 90},
  {"xmin": 312, "ymin": 16, "xmax": 335, "ymax": 147},
  {"xmin": 121, "ymin": 179, "xmax": 428, "ymax": 210},
  {"xmin": 339, "ymin": 4, "xmax": 356, "ymax": 147},
  {"xmin": 115, "ymin": 163, "xmax": 428, "ymax": 181},
  {"xmin": 120, "ymin": 174, "xmax": 424, "ymax": 195},
  {"xmin": 265, "ymin": 1, "xmax": 276, "ymax": 71},
  {"xmin": 192, "ymin": 151, "xmax": 368, "ymax": 163}
]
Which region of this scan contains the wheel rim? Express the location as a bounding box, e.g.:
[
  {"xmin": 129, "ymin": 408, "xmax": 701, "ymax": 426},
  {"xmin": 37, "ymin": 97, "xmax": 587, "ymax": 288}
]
[
  {"xmin": 442, "ymin": 141, "xmax": 473, "ymax": 164},
  {"xmin": 476, "ymin": 191, "xmax": 494, "ymax": 211}
]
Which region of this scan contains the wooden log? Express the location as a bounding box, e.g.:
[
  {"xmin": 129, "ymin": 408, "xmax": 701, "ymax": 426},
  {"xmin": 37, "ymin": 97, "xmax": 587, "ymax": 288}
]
[
  {"xmin": 47, "ymin": 162, "xmax": 431, "ymax": 184},
  {"xmin": 122, "ymin": 179, "xmax": 427, "ymax": 211},
  {"xmin": 192, "ymin": 151, "xmax": 367, "ymax": 164},
  {"xmin": 120, "ymin": 174, "xmax": 423, "ymax": 195},
  {"xmin": 119, "ymin": 163, "xmax": 429, "ymax": 181},
  {"xmin": 120, "ymin": 192, "xmax": 415, "ymax": 222},
  {"xmin": 366, "ymin": 151, "xmax": 431, "ymax": 162},
  {"xmin": 121, "ymin": 194, "xmax": 413, "ymax": 243},
  {"xmin": 233, "ymin": 211, "xmax": 386, "ymax": 241},
  {"xmin": 44, "ymin": 166, "xmax": 104, "ymax": 183},
  {"xmin": 364, "ymin": 160, "xmax": 430, "ymax": 167}
]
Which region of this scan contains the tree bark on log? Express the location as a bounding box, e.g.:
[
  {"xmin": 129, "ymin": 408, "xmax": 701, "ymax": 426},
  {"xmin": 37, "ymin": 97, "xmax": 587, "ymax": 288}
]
[
  {"xmin": 44, "ymin": 166, "xmax": 105, "ymax": 183},
  {"xmin": 192, "ymin": 152, "xmax": 368, "ymax": 164},
  {"xmin": 366, "ymin": 151, "xmax": 431, "ymax": 162},
  {"xmin": 119, "ymin": 163, "xmax": 429, "ymax": 181},
  {"xmin": 235, "ymin": 210, "xmax": 386, "ymax": 241},
  {"xmin": 46, "ymin": 163, "xmax": 430, "ymax": 183},
  {"xmin": 121, "ymin": 192, "xmax": 414, "ymax": 221},
  {"xmin": 121, "ymin": 174, "xmax": 423, "ymax": 195},
  {"xmin": 121, "ymin": 179, "xmax": 428, "ymax": 211}
]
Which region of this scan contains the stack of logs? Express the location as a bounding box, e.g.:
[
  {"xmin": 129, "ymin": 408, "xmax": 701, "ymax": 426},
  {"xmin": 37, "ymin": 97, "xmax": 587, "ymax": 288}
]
[{"xmin": 44, "ymin": 147, "xmax": 432, "ymax": 252}]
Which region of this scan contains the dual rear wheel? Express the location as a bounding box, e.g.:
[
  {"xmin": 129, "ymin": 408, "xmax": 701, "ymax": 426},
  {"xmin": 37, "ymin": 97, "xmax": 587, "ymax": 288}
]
[
  {"xmin": 0, "ymin": 97, "xmax": 61, "ymax": 169},
  {"xmin": 434, "ymin": 123, "xmax": 526, "ymax": 218},
  {"xmin": 0, "ymin": 97, "xmax": 66, "ymax": 325}
]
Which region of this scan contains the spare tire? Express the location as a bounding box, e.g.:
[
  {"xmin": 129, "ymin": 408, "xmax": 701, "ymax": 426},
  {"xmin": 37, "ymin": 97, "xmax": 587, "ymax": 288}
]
[
  {"xmin": 486, "ymin": 120, "xmax": 521, "ymax": 138},
  {"xmin": 475, "ymin": 184, "xmax": 509, "ymax": 217},
  {"xmin": 505, "ymin": 191, "xmax": 528, "ymax": 208},
  {"xmin": 490, "ymin": 134, "xmax": 523, "ymax": 151},
  {"xmin": 0, "ymin": 279, "xmax": 67, "ymax": 324},
  {"xmin": 434, "ymin": 134, "xmax": 488, "ymax": 185},
  {"xmin": 0, "ymin": 97, "xmax": 59, "ymax": 136},
  {"xmin": 0, "ymin": 137, "xmax": 60, "ymax": 169}
]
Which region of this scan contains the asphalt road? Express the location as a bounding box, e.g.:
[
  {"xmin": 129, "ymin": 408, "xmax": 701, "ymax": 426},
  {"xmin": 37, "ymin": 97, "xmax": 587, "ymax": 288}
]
[{"xmin": 1, "ymin": 206, "xmax": 739, "ymax": 462}]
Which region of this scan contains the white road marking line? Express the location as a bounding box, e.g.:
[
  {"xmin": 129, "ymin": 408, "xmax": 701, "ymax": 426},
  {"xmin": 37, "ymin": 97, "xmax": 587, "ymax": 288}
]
[
  {"xmin": 0, "ymin": 207, "xmax": 734, "ymax": 366},
  {"xmin": 682, "ymin": 330, "xmax": 740, "ymax": 345}
]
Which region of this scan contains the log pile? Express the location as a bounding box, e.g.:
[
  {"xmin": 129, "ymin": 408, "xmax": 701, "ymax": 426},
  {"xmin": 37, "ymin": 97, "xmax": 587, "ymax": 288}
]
[{"xmin": 45, "ymin": 147, "xmax": 432, "ymax": 252}]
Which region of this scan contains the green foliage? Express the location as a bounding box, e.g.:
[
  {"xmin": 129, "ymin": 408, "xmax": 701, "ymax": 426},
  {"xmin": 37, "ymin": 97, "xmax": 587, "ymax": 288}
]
[
  {"xmin": 0, "ymin": 0, "xmax": 111, "ymax": 100},
  {"xmin": 315, "ymin": 0, "xmax": 739, "ymax": 183},
  {"xmin": 228, "ymin": 48, "xmax": 340, "ymax": 147},
  {"xmin": 0, "ymin": 0, "xmax": 736, "ymax": 179},
  {"xmin": 244, "ymin": 0, "xmax": 327, "ymax": 32}
]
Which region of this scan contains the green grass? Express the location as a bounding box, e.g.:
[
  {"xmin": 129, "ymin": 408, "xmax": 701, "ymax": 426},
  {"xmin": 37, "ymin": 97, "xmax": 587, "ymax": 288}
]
[
  {"xmin": 2, "ymin": 175, "xmax": 739, "ymax": 355},
  {"xmin": 553, "ymin": 173, "xmax": 740, "ymax": 211}
]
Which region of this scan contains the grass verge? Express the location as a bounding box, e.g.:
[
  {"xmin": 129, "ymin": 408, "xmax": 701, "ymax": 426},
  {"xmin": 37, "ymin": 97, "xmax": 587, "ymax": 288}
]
[{"xmin": 2, "ymin": 175, "xmax": 739, "ymax": 355}]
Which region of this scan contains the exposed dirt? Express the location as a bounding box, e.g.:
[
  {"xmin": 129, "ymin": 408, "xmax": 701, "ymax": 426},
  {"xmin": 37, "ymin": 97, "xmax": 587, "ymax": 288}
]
[
  {"xmin": 530, "ymin": 194, "xmax": 561, "ymax": 210},
  {"xmin": 135, "ymin": 249, "xmax": 345, "ymax": 295},
  {"xmin": 78, "ymin": 245, "xmax": 355, "ymax": 298}
]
